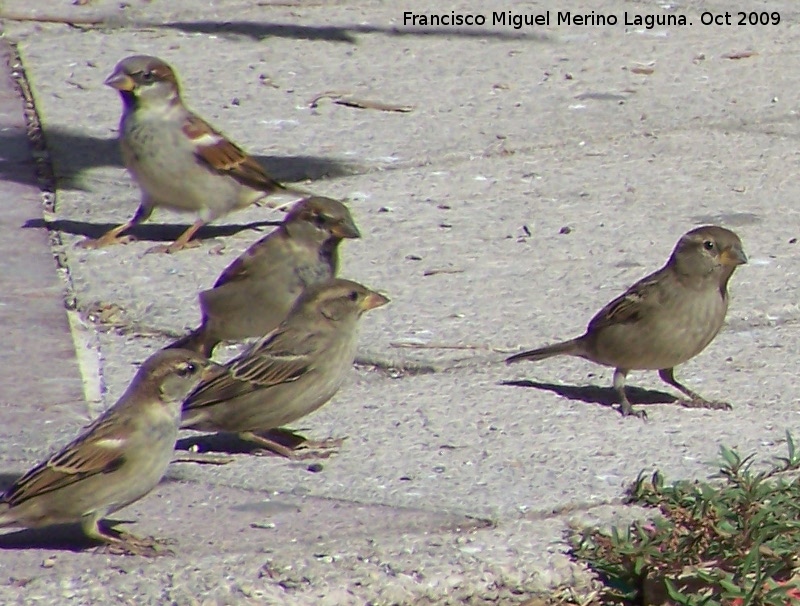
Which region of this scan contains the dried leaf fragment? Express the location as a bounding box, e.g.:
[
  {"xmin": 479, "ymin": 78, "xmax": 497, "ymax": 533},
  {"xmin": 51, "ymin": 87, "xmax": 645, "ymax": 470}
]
[
  {"xmin": 308, "ymin": 90, "xmax": 414, "ymax": 113},
  {"xmin": 722, "ymin": 50, "xmax": 758, "ymax": 60}
]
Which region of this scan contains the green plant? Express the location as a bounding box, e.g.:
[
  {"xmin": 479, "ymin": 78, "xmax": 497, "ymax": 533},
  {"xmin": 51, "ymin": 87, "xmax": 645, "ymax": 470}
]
[{"xmin": 569, "ymin": 432, "xmax": 800, "ymax": 606}]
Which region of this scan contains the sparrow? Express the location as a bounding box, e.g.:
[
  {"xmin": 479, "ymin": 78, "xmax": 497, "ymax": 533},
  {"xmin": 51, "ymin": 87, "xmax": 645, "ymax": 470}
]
[
  {"xmin": 0, "ymin": 349, "xmax": 212, "ymax": 555},
  {"xmin": 166, "ymin": 196, "xmax": 361, "ymax": 357},
  {"xmin": 180, "ymin": 278, "xmax": 389, "ymax": 457},
  {"xmin": 80, "ymin": 55, "xmax": 302, "ymax": 254},
  {"xmin": 506, "ymin": 225, "xmax": 747, "ymax": 418}
]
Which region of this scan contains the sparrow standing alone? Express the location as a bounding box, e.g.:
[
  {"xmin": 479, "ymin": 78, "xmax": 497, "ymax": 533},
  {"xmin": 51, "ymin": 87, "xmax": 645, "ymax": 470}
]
[
  {"xmin": 167, "ymin": 196, "xmax": 361, "ymax": 357},
  {"xmin": 82, "ymin": 55, "xmax": 294, "ymax": 254},
  {"xmin": 506, "ymin": 225, "xmax": 747, "ymax": 418},
  {"xmin": 181, "ymin": 279, "xmax": 389, "ymax": 457},
  {"xmin": 0, "ymin": 349, "xmax": 212, "ymax": 555}
]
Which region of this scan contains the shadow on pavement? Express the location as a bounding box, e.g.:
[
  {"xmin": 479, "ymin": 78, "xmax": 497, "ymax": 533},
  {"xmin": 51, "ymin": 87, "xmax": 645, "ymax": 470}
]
[
  {"xmin": 0, "ymin": 472, "xmax": 22, "ymax": 492},
  {"xmin": 154, "ymin": 21, "xmax": 555, "ymax": 43},
  {"xmin": 22, "ymin": 218, "xmax": 283, "ymax": 243},
  {"xmin": 0, "ymin": 127, "xmax": 364, "ymax": 190},
  {"xmin": 176, "ymin": 428, "xmax": 309, "ymax": 456},
  {"xmin": 0, "ymin": 524, "xmax": 98, "ymax": 552},
  {"xmin": 500, "ymin": 379, "xmax": 678, "ymax": 408},
  {"xmin": 0, "ymin": 129, "xmax": 40, "ymax": 188}
]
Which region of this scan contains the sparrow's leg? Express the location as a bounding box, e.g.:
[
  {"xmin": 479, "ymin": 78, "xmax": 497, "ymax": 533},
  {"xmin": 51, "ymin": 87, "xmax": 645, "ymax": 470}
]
[
  {"xmin": 145, "ymin": 219, "xmax": 205, "ymax": 254},
  {"xmin": 268, "ymin": 427, "xmax": 345, "ymax": 456},
  {"xmin": 77, "ymin": 203, "xmax": 153, "ymax": 249},
  {"xmin": 238, "ymin": 430, "xmax": 297, "ymax": 458},
  {"xmin": 236, "ymin": 430, "xmax": 336, "ymax": 460},
  {"xmin": 658, "ymin": 368, "xmax": 732, "ymax": 411},
  {"xmin": 170, "ymin": 452, "xmax": 235, "ymax": 465},
  {"xmin": 613, "ymin": 368, "xmax": 647, "ymax": 419},
  {"xmin": 83, "ymin": 514, "xmax": 172, "ymax": 557}
]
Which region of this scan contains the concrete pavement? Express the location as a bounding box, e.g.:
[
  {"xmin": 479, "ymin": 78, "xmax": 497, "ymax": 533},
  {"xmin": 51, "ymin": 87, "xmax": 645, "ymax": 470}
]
[{"xmin": 1, "ymin": 0, "xmax": 800, "ymax": 603}]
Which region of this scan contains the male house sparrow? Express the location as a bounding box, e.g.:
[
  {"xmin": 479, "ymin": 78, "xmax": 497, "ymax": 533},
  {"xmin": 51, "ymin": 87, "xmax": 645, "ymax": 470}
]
[
  {"xmin": 181, "ymin": 279, "xmax": 389, "ymax": 457},
  {"xmin": 0, "ymin": 349, "xmax": 211, "ymax": 555},
  {"xmin": 167, "ymin": 196, "xmax": 361, "ymax": 357},
  {"xmin": 506, "ymin": 225, "xmax": 747, "ymax": 418},
  {"xmin": 81, "ymin": 55, "xmax": 298, "ymax": 254}
]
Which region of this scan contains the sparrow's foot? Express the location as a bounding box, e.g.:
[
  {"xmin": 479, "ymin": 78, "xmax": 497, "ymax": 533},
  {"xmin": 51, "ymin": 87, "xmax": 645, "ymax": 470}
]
[
  {"xmin": 618, "ymin": 399, "xmax": 648, "ymax": 420},
  {"xmin": 291, "ymin": 436, "xmax": 346, "ymax": 459},
  {"xmin": 678, "ymin": 398, "xmax": 733, "ymax": 411},
  {"xmin": 77, "ymin": 234, "xmax": 136, "ymax": 249},
  {"xmin": 144, "ymin": 239, "xmax": 202, "ymax": 255},
  {"xmin": 263, "ymin": 438, "xmax": 344, "ymax": 461},
  {"xmin": 170, "ymin": 452, "xmax": 236, "ymax": 465},
  {"xmin": 94, "ymin": 531, "xmax": 175, "ymax": 557},
  {"xmin": 300, "ymin": 436, "xmax": 346, "ymax": 451},
  {"xmin": 291, "ymin": 448, "xmax": 339, "ymax": 461},
  {"xmin": 269, "ymin": 429, "xmax": 345, "ymax": 458},
  {"xmin": 238, "ymin": 431, "xmax": 344, "ymax": 459}
]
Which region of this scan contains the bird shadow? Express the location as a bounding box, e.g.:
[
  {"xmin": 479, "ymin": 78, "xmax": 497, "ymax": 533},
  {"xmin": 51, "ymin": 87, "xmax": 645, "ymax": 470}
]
[
  {"xmin": 176, "ymin": 428, "xmax": 307, "ymax": 456},
  {"xmin": 0, "ymin": 131, "xmax": 39, "ymax": 187},
  {"xmin": 0, "ymin": 472, "xmax": 97, "ymax": 552},
  {"xmin": 153, "ymin": 20, "xmax": 554, "ymax": 43},
  {"xmin": 0, "ymin": 519, "xmax": 140, "ymax": 553},
  {"xmin": 0, "ymin": 127, "xmax": 363, "ymax": 190},
  {"xmin": 22, "ymin": 218, "xmax": 282, "ymax": 243},
  {"xmin": 0, "ymin": 472, "xmax": 22, "ymax": 492},
  {"xmin": 0, "ymin": 524, "xmax": 99, "ymax": 552},
  {"xmin": 500, "ymin": 379, "xmax": 678, "ymax": 409}
]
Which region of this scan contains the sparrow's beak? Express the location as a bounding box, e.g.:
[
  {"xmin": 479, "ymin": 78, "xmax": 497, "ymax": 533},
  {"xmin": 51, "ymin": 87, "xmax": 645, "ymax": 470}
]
[
  {"xmin": 331, "ymin": 219, "xmax": 361, "ymax": 239},
  {"xmin": 104, "ymin": 70, "xmax": 135, "ymax": 91},
  {"xmin": 720, "ymin": 246, "xmax": 748, "ymax": 266},
  {"xmin": 360, "ymin": 291, "xmax": 390, "ymax": 312}
]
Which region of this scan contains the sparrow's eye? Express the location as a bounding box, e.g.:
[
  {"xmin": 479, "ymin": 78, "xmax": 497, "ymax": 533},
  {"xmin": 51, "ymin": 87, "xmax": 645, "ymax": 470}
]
[
  {"xmin": 348, "ymin": 291, "xmax": 359, "ymax": 301},
  {"xmin": 177, "ymin": 362, "xmax": 198, "ymax": 377},
  {"xmin": 313, "ymin": 213, "xmax": 327, "ymax": 227},
  {"xmin": 703, "ymin": 240, "xmax": 715, "ymax": 251},
  {"xmin": 140, "ymin": 71, "xmax": 156, "ymax": 83}
]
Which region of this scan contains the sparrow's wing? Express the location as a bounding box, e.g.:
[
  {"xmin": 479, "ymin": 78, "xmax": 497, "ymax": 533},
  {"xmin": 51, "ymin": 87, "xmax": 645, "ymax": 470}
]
[
  {"xmin": 183, "ymin": 114, "xmax": 285, "ymax": 193},
  {"xmin": 211, "ymin": 232, "xmax": 276, "ymax": 288},
  {"xmin": 586, "ymin": 268, "xmax": 670, "ymax": 332},
  {"xmin": 183, "ymin": 323, "xmax": 322, "ymax": 410},
  {"xmin": 1, "ymin": 413, "xmax": 133, "ymax": 507}
]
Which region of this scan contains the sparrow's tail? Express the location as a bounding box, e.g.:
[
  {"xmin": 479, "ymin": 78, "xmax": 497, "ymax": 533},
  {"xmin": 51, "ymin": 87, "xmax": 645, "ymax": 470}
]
[
  {"xmin": 257, "ymin": 184, "xmax": 319, "ymax": 211},
  {"xmin": 0, "ymin": 503, "xmax": 14, "ymax": 527},
  {"xmin": 164, "ymin": 327, "xmax": 217, "ymax": 359},
  {"xmin": 505, "ymin": 338, "xmax": 583, "ymax": 364}
]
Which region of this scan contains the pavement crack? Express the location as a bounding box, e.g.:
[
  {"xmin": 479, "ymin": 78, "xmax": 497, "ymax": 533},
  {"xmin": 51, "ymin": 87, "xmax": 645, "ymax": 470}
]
[
  {"xmin": 521, "ymin": 497, "xmax": 626, "ymax": 521},
  {"xmin": 7, "ymin": 42, "xmax": 104, "ymax": 409}
]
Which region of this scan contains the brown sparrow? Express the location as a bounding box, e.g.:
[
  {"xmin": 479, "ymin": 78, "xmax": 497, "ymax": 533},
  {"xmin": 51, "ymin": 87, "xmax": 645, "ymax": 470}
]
[
  {"xmin": 506, "ymin": 225, "xmax": 747, "ymax": 418},
  {"xmin": 167, "ymin": 196, "xmax": 361, "ymax": 357},
  {"xmin": 181, "ymin": 279, "xmax": 389, "ymax": 457},
  {"xmin": 81, "ymin": 55, "xmax": 299, "ymax": 254},
  {"xmin": 0, "ymin": 349, "xmax": 212, "ymax": 555}
]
